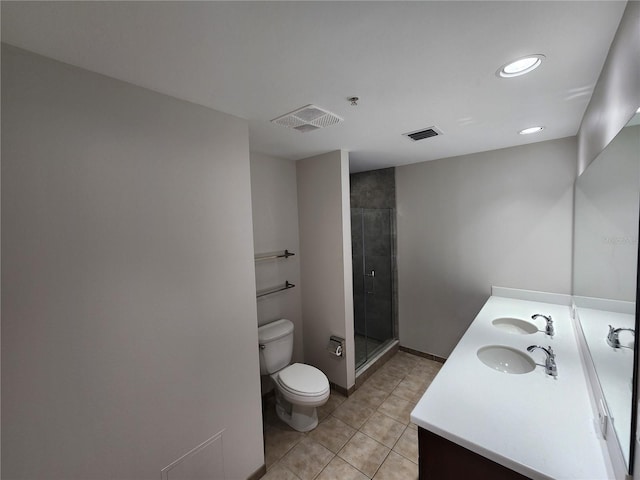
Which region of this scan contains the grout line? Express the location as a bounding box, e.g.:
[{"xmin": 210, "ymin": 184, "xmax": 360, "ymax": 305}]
[{"xmin": 370, "ymin": 447, "xmax": 393, "ymax": 479}]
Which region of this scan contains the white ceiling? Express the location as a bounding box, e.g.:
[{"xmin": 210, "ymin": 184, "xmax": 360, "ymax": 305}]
[{"xmin": 1, "ymin": 1, "xmax": 628, "ymax": 172}]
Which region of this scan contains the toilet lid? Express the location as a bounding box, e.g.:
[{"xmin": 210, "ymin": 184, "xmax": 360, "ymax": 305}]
[{"xmin": 277, "ymin": 363, "xmax": 329, "ymax": 396}]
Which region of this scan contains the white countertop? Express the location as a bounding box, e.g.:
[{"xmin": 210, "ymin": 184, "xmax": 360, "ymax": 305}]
[
  {"xmin": 577, "ymin": 306, "xmax": 635, "ymax": 468},
  {"xmin": 410, "ymin": 293, "xmax": 613, "ymax": 479}
]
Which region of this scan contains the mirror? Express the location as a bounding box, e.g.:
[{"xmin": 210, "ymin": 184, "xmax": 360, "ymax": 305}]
[{"xmin": 573, "ymin": 110, "xmax": 640, "ymax": 470}]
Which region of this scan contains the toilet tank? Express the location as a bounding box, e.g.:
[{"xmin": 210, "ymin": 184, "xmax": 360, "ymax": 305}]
[{"xmin": 258, "ymin": 319, "xmax": 294, "ymax": 375}]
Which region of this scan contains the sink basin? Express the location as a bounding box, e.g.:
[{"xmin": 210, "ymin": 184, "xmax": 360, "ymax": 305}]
[
  {"xmin": 477, "ymin": 345, "xmax": 536, "ymax": 374},
  {"xmin": 492, "ymin": 317, "xmax": 538, "ymax": 335}
]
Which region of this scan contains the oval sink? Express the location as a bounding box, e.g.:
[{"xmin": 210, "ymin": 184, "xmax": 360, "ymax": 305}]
[
  {"xmin": 492, "ymin": 317, "xmax": 538, "ymax": 335},
  {"xmin": 477, "ymin": 345, "xmax": 536, "ymax": 374}
]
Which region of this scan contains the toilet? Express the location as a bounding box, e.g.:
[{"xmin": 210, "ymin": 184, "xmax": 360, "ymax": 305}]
[{"xmin": 258, "ymin": 319, "xmax": 330, "ymax": 432}]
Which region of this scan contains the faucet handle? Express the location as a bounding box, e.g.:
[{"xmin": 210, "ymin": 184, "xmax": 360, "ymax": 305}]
[
  {"xmin": 546, "ymin": 318, "xmax": 555, "ymax": 337},
  {"xmin": 545, "ymin": 346, "xmax": 557, "ymax": 377},
  {"xmin": 607, "ymin": 324, "xmax": 619, "ymax": 348},
  {"xmin": 532, "ymin": 313, "xmax": 554, "ymax": 337},
  {"xmin": 607, "ymin": 325, "xmax": 635, "ymax": 348},
  {"xmin": 526, "ymin": 345, "xmax": 557, "ymax": 377},
  {"xmin": 547, "ymin": 359, "xmax": 557, "ymax": 376}
]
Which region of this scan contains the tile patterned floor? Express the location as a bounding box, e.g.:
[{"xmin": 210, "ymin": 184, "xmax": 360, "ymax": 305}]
[{"xmin": 262, "ymin": 351, "xmax": 443, "ymax": 480}]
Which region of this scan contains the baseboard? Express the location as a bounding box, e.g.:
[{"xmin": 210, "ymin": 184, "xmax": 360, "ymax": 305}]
[
  {"xmin": 247, "ymin": 464, "xmax": 266, "ymax": 480},
  {"xmin": 399, "ymin": 345, "xmax": 447, "ymax": 364},
  {"xmin": 330, "ymin": 382, "xmax": 354, "ymax": 397}
]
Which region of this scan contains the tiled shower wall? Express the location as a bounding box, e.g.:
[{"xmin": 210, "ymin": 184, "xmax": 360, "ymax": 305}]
[
  {"xmin": 350, "ymin": 168, "xmax": 396, "ymax": 210},
  {"xmin": 350, "ymin": 168, "xmax": 398, "ymax": 345}
]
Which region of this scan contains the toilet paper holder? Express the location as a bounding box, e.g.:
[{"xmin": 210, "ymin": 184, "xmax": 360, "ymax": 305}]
[{"xmin": 327, "ymin": 336, "xmax": 345, "ymax": 357}]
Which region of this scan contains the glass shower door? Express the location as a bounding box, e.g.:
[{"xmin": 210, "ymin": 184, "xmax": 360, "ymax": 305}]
[{"xmin": 351, "ymin": 208, "xmax": 394, "ymax": 369}]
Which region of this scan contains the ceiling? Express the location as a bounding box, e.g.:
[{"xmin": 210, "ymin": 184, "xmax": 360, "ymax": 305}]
[{"xmin": 1, "ymin": 1, "xmax": 628, "ymax": 172}]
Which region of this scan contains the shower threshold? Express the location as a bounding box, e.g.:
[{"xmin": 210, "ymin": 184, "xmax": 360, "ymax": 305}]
[{"xmin": 355, "ymin": 338, "xmax": 399, "ymax": 378}]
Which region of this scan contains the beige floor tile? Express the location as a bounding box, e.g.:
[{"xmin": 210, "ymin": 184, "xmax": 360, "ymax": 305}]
[
  {"xmin": 280, "ymin": 438, "xmax": 334, "ymax": 480},
  {"xmin": 391, "ymin": 381, "xmax": 420, "ymax": 402},
  {"xmin": 396, "ymin": 373, "xmax": 434, "ymax": 402},
  {"xmin": 264, "ymin": 425, "xmax": 304, "ymax": 468},
  {"xmin": 338, "ymin": 431, "xmax": 390, "ymax": 478},
  {"xmin": 332, "ymin": 397, "xmax": 376, "ymax": 429},
  {"xmin": 377, "ymin": 394, "xmax": 413, "ymax": 424},
  {"xmin": 410, "ymin": 359, "xmax": 443, "ymax": 378},
  {"xmin": 373, "ymin": 451, "xmax": 418, "ymax": 480},
  {"xmin": 404, "ymin": 372, "xmax": 431, "ymax": 389},
  {"xmin": 317, "ymin": 390, "xmax": 347, "ymax": 421},
  {"xmin": 308, "ymin": 415, "xmax": 356, "ymax": 453},
  {"xmin": 261, "ymin": 462, "xmax": 301, "ymax": 480},
  {"xmin": 412, "ymin": 380, "xmax": 435, "ymax": 403},
  {"xmin": 350, "ymin": 384, "xmax": 390, "ymax": 408},
  {"xmin": 360, "ymin": 411, "xmax": 406, "ymax": 448},
  {"xmin": 393, "ymin": 427, "xmax": 418, "ymax": 463},
  {"xmin": 378, "ymin": 360, "xmax": 412, "ymax": 379},
  {"xmin": 418, "ymin": 376, "xmax": 434, "ymax": 391},
  {"xmin": 366, "ymin": 371, "xmax": 403, "ymax": 393},
  {"xmin": 316, "ymin": 456, "xmax": 369, "ymax": 480},
  {"xmin": 260, "ymin": 351, "xmax": 429, "ymax": 479},
  {"xmin": 390, "ymin": 352, "xmax": 420, "ymax": 367}
]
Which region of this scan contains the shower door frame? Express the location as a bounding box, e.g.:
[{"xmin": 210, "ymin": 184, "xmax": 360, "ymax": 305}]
[{"xmin": 352, "ymin": 207, "xmax": 398, "ymax": 370}]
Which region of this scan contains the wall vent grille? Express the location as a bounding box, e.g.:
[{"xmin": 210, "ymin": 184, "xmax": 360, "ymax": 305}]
[
  {"xmin": 403, "ymin": 126, "xmax": 443, "ymax": 141},
  {"xmin": 271, "ymin": 105, "xmax": 343, "ymax": 132}
]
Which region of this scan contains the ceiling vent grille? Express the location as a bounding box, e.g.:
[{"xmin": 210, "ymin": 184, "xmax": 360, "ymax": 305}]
[
  {"xmin": 403, "ymin": 126, "xmax": 443, "ymax": 141},
  {"xmin": 271, "ymin": 105, "xmax": 343, "ymax": 133}
]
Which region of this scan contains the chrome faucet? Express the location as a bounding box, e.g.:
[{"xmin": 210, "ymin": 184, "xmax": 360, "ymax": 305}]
[
  {"xmin": 607, "ymin": 325, "xmax": 635, "ymax": 349},
  {"xmin": 532, "ymin": 313, "xmax": 554, "ymax": 337},
  {"xmin": 527, "ymin": 345, "xmax": 557, "ymax": 377}
]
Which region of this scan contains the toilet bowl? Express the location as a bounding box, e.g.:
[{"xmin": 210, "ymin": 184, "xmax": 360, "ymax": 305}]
[
  {"xmin": 258, "ymin": 319, "xmax": 330, "ymax": 432},
  {"xmin": 272, "ymin": 363, "xmax": 330, "ymax": 431}
]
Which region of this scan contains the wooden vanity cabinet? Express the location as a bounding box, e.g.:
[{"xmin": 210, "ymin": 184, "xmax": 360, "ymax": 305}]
[{"xmin": 418, "ymin": 427, "xmax": 532, "ymax": 480}]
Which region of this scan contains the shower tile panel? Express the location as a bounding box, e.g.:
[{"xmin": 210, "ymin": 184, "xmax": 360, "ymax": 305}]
[
  {"xmin": 363, "ymin": 212, "xmax": 391, "ymax": 257},
  {"xmin": 353, "ymin": 293, "xmax": 366, "ymax": 336},
  {"xmin": 364, "ymin": 254, "xmax": 393, "ymax": 341},
  {"xmin": 350, "ymin": 211, "xmax": 364, "ymax": 256},
  {"xmin": 366, "ymin": 296, "xmax": 393, "ymax": 341},
  {"xmin": 351, "ymin": 255, "xmax": 365, "ymax": 295},
  {"xmin": 350, "ymin": 168, "xmax": 397, "ymax": 369},
  {"xmin": 350, "ymin": 168, "xmax": 396, "ymax": 210}
]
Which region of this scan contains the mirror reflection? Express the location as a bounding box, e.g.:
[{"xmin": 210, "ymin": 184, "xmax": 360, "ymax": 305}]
[{"xmin": 573, "ymin": 111, "xmax": 640, "ymax": 469}]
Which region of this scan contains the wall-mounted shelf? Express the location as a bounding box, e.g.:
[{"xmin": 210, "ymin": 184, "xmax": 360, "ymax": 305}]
[
  {"xmin": 254, "ymin": 249, "xmax": 295, "ymax": 262},
  {"xmin": 255, "ymin": 249, "xmax": 296, "ymax": 298},
  {"xmin": 257, "ymin": 281, "xmax": 295, "ymax": 298}
]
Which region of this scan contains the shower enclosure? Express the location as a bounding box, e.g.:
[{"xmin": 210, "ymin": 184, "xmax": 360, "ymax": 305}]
[{"xmin": 351, "ymin": 208, "xmax": 396, "ymax": 370}]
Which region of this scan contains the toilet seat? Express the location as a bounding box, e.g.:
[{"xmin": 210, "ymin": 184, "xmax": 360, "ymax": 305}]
[{"xmin": 274, "ymin": 363, "xmax": 330, "ymax": 405}]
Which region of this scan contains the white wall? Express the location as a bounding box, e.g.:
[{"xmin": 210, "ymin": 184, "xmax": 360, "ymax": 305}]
[
  {"xmin": 1, "ymin": 45, "xmax": 264, "ymax": 480},
  {"xmin": 296, "ymin": 150, "xmax": 355, "ymax": 390},
  {"xmin": 250, "ymin": 152, "xmax": 303, "ymax": 365},
  {"xmin": 396, "ymin": 138, "xmax": 576, "ymax": 358},
  {"xmin": 578, "ymin": 0, "xmax": 640, "ymax": 175}
]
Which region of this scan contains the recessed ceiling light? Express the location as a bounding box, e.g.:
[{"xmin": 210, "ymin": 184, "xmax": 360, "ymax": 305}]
[
  {"xmin": 497, "ymin": 54, "xmax": 545, "ymax": 78},
  {"xmin": 519, "ymin": 126, "xmax": 545, "ymax": 135}
]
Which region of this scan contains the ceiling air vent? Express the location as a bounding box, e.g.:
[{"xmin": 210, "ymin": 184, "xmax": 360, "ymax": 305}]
[
  {"xmin": 403, "ymin": 126, "xmax": 443, "ymax": 141},
  {"xmin": 271, "ymin": 105, "xmax": 343, "ymax": 133}
]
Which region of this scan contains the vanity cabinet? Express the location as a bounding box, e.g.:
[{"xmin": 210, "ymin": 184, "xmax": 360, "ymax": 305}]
[
  {"xmin": 418, "ymin": 428, "xmax": 530, "ymax": 480},
  {"xmin": 410, "ymin": 292, "xmax": 612, "ymax": 480}
]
